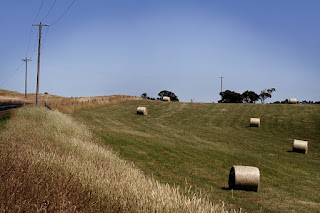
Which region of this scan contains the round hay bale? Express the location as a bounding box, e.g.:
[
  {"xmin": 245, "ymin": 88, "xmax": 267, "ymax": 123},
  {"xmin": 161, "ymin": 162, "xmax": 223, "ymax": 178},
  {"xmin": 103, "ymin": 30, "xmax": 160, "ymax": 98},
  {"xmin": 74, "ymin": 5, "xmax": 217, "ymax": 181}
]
[
  {"xmin": 293, "ymin": 139, "xmax": 308, "ymax": 154},
  {"xmin": 162, "ymin": 96, "xmax": 170, "ymax": 102},
  {"xmin": 137, "ymin": 107, "xmax": 148, "ymax": 115},
  {"xmin": 228, "ymin": 165, "xmax": 260, "ymax": 192},
  {"xmin": 289, "ymin": 98, "xmax": 297, "ymax": 104},
  {"xmin": 250, "ymin": 118, "xmax": 260, "ymax": 127}
]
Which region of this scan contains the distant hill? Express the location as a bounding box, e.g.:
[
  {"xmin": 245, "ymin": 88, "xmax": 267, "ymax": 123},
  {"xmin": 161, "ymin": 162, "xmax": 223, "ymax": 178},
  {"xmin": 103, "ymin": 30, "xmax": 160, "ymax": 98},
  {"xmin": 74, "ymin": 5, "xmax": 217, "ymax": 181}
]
[{"xmin": 0, "ymin": 89, "xmax": 141, "ymax": 113}]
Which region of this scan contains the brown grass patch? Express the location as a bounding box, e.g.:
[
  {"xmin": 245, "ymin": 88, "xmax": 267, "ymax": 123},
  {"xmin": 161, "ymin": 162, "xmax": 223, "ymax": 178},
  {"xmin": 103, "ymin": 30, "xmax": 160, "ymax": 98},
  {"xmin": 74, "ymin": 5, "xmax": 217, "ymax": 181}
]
[{"xmin": 0, "ymin": 89, "xmax": 142, "ymax": 113}]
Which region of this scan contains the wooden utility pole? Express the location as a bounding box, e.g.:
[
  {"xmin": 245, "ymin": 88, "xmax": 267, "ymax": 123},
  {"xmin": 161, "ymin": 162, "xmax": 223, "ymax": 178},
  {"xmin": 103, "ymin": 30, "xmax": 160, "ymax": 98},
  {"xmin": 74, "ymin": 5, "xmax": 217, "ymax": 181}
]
[
  {"xmin": 22, "ymin": 57, "xmax": 32, "ymax": 98},
  {"xmin": 32, "ymin": 22, "xmax": 49, "ymax": 106},
  {"xmin": 219, "ymin": 76, "xmax": 224, "ymax": 93}
]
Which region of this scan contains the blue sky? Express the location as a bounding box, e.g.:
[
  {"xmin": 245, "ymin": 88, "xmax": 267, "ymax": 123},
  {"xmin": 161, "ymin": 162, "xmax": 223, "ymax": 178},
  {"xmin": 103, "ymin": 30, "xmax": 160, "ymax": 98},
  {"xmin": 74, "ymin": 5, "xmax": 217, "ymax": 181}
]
[{"xmin": 1, "ymin": 0, "xmax": 319, "ymax": 103}]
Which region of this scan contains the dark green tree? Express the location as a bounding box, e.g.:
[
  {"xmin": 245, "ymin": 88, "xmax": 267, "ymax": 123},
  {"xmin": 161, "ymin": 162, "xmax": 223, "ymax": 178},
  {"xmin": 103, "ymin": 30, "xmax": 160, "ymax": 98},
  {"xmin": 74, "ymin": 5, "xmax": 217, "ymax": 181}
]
[
  {"xmin": 158, "ymin": 90, "xmax": 179, "ymax": 101},
  {"xmin": 259, "ymin": 88, "xmax": 276, "ymax": 103},
  {"xmin": 141, "ymin": 93, "xmax": 148, "ymax": 99},
  {"xmin": 242, "ymin": 90, "xmax": 259, "ymax": 103},
  {"xmin": 218, "ymin": 90, "xmax": 243, "ymax": 103}
]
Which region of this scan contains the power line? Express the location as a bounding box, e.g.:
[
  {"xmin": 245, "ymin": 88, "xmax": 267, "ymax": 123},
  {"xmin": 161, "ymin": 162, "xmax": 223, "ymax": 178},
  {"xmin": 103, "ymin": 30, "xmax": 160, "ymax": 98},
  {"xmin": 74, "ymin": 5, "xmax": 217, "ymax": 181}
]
[
  {"xmin": 42, "ymin": 0, "xmax": 57, "ymax": 21},
  {"xmin": 6, "ymin": 0, "xmax": 52, "ymax": 93},
  {"xmin": 0, "ymin": 62, "xmax": 25, "ymax": 88},
  {"xmin": 25, "ymin": 28, "xmax": 34, "ymax": 57},
  {"xmin": 30, "ymin": 36, "xmax": 39, "ymax": 60},
  {"xmin": 3, "ymin": 0, "xmax": 43, "ymax": 88},
  {"xmin": 50, "ymin": 0, "xmax": 76, "ymax": 26},
  {"xmin": 41, "ymin": 27, "xmax": 50, "ymax": 51},
  {"xmin": 26, "ymin": 0, "xmax": 45, "ymax": 58},
  {"xmin": 27, "ymin": 0, "xmax": 76, "ymax": 59},
  {"xmin": 16, "ymin": 0, "xmax": 76, "ymax": 95},
  {"xmin": 29, "ymin": 27, "xmax": 49, "ymax": 61},
  {"xmin": 33, "ymin": 0, "xmax": 44, "ymax": 23}
]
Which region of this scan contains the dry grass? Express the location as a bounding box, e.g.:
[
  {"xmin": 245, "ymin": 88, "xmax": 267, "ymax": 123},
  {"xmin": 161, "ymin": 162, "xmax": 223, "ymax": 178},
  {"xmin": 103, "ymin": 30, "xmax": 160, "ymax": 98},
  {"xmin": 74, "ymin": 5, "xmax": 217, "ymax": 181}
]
[
  {"xmin": 45, "ymin": 95, "xmax": 141, "ymax": 113},
  {"xmin": 0, "ymin": 89, "xmax": 64, "ymax": 104},
  {"xmin": 0, "ymin": 89, "xmax": 141, "ymax": 113},
  {"xmin": 0, "ymin": 107, "xmax": 230, "ymax": 212}
]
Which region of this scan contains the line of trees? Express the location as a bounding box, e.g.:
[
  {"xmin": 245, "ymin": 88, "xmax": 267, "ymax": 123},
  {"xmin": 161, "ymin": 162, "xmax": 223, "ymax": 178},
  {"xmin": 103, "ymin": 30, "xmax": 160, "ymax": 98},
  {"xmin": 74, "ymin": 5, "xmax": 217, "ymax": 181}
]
[
  {"xmin": 273, "ymin": 100, "xmax": 320, "ymax": 104},
  {"xmin": 140, "ymin": 88, "xmax": 320, "ymax": 104},
  {"xmin": 219, "ymin": 88, "xmax": 276, "ymax": 103},
  {"xmin": 141, "ymin": 90, "xmax": 179, "ymax": 101}
]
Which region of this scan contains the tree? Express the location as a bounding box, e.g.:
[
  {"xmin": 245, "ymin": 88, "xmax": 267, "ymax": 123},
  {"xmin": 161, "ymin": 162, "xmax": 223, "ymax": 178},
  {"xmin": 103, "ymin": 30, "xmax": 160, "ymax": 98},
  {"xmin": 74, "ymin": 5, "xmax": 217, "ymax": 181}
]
[
  {"xmin": 141, "ymin": 93, "xmax": 148, "ymax": 99},
  {"xmin": 267, "ymin": 88, "xmax": 276, "ymax": 94},
  {"xmin": 242, "ymin": 90, "xmax": 259, "ymax": 103},
  {"xmin": 158, "ymin": 90, "xmax": 179, "ymax": 101},
  {"xmin": 259, "ymin": 88, "xmax": 276, "ymax": 103},
  {"xmin": 218, "ymin": 90, "xmax": 243, "ymax": 103}
]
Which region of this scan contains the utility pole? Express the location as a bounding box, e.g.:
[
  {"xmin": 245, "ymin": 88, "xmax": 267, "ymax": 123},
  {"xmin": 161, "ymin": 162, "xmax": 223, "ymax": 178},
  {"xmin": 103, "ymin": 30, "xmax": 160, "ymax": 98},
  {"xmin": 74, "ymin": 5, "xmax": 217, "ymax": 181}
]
[
  {"xmin": 22, "ymin": 57, "xmax": 32, "ymax": 98},
  {"xmin": 219, "ymin": 76, "xmax": 224, "ymax": 93},
  {"xmin": 32, "ymin": 22, "xmax": 49, "ymax": 106}
]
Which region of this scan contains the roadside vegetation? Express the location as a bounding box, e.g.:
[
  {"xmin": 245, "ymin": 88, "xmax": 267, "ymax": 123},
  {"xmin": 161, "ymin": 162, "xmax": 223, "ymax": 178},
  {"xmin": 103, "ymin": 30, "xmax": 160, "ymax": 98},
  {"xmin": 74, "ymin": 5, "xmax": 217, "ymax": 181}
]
[
  {"xmin": 0, "ymin": 107, "xmax": 228, "ymax": 212},
  {"xmin": 0, "ymin": 89, "xmax": 141, "ymax": 114},
  {"xmin": 73, "ymin": 100, "xmax": 320, "ymax": 212},
  {"xmin": 0, "ymin": 111, "xmax": 11, "ymax": 131}
]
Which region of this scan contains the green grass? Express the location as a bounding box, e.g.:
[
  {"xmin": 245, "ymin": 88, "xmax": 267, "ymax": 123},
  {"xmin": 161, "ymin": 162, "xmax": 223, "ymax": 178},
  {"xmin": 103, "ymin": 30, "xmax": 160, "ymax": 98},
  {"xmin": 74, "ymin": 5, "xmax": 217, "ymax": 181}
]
[{"xmin": 73, "ymin": 101, "xmax": 320, "ymax": 212}]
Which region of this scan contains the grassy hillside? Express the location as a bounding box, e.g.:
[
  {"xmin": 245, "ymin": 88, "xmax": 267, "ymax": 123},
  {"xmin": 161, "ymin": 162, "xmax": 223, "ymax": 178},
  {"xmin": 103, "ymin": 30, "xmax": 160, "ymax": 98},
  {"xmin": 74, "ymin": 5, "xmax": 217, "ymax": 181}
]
[
  {"xmin": 0, "ymin": 107, "xmax": 226, "ymax": 212},
  {"xmin": 0, "ymin": 89, "xmax": 141, "ymax": 113},
  {"xmin": 73, "ymin": 101, "xmax": 320, "ymax": 212},
  {"xmin": 0, "ymin": 89, "xmax": 64, "ymax": 103}
]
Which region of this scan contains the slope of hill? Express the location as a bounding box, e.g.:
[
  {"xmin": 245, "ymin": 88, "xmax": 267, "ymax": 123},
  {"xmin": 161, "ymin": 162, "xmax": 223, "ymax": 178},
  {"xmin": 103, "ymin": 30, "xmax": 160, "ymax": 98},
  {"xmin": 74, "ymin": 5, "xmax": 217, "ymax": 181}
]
[
  {"xmin": 0, "ymin": 107, "xmax": 227, "ymax": 212},
  {"xmin": 73, "ymin": 100, "xmax": 320, "ymax": 212},
  {"xmin": 0, "ymin": 89, "xmax": 141, "ymax": 113},
  {"xmin": 0, "ymin": 89, "xmax": 64, "ymax": 103}
]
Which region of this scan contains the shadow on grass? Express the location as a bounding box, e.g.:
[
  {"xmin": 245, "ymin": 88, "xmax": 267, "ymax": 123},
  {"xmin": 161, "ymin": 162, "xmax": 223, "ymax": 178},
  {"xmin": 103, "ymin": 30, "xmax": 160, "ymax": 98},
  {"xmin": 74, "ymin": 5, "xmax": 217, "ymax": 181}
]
[
  {"xmin": 0, "ymin": 111, "xmax": 11, "ymax": 131},
  {"xmin": 287, "ymin": 150, "xmax": 306, "ymax": 154},
  {"xmin": 220, "ymin": 186, "xmax": 230, "ymax": 191}
]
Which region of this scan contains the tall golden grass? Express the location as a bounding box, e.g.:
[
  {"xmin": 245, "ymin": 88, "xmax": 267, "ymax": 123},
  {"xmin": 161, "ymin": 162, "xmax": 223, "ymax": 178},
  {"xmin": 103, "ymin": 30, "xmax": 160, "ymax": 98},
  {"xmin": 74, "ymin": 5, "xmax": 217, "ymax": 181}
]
[
  {"xmin": 45, "ymin": 95, "xmax": 142, "ymax": 113},
  {"xmin": 0, "ymin": 89, "xmax": 142, "ymax": 113},
  {"xmin": 0, "ymin": 107, "xmax": 231, "ymax": 212}
]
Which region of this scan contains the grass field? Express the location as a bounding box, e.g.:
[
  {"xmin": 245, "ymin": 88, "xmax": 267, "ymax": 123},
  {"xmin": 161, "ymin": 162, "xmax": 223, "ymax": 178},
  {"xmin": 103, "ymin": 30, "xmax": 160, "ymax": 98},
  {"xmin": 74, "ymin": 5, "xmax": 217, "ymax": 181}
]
[
  {"xmin": 73, "ymin": 100, "xmax": 320, "ymax": 212},
  {"xmin": 0, "ymin": 107, "xmax": 227, "ymax": 212}
]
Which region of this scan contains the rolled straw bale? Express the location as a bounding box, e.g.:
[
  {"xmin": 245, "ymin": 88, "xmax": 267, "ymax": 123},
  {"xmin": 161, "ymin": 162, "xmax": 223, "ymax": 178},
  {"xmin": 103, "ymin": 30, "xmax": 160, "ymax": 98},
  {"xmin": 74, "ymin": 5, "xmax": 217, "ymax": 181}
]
[
  {"xmin": 289, "ymin": 98, "xmax": 297, "ymax": 104},
  {"xmin": 162, "ymin": 96, "xmax": 170, "ymax": 102},
  {"xmin": 228, "ymin": 165, "xmax": 260, "ymax": 192},
  {"xmin": 250, "ymin": 118, "xmax": 260, "ymax": 127},
  {"xmin": 293, "ymin": 139, "xmax": 308, "ymax": 154},
  {"xmin": 136, "ymin": 107, "xmax": 148, "ymax": 115}
]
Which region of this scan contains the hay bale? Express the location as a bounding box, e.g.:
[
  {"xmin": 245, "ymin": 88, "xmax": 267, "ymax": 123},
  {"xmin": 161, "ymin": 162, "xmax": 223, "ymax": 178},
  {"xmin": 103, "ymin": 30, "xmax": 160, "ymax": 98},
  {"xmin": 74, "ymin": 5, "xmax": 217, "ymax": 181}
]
[
  {"xmin": 162, "ymin": 96, "xmax": 170, "ymax": 102},
  {"xmin": 250, "ymin": 118, "xmax": 260, "ymax": 127},
  {"xmin": 293, "ymin": 139, "xmax": 308, "ymax": 154},
  {"xmin": 289, "ymin": 98, "xmax": 297, "ymax": 104},
  {"xmin": 228, "ymin": 165, "xmax": 260, "ymax": 192},
  {"xmin": 137, "ymin": 107, "xmax": 148, "ymax": 115}
]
